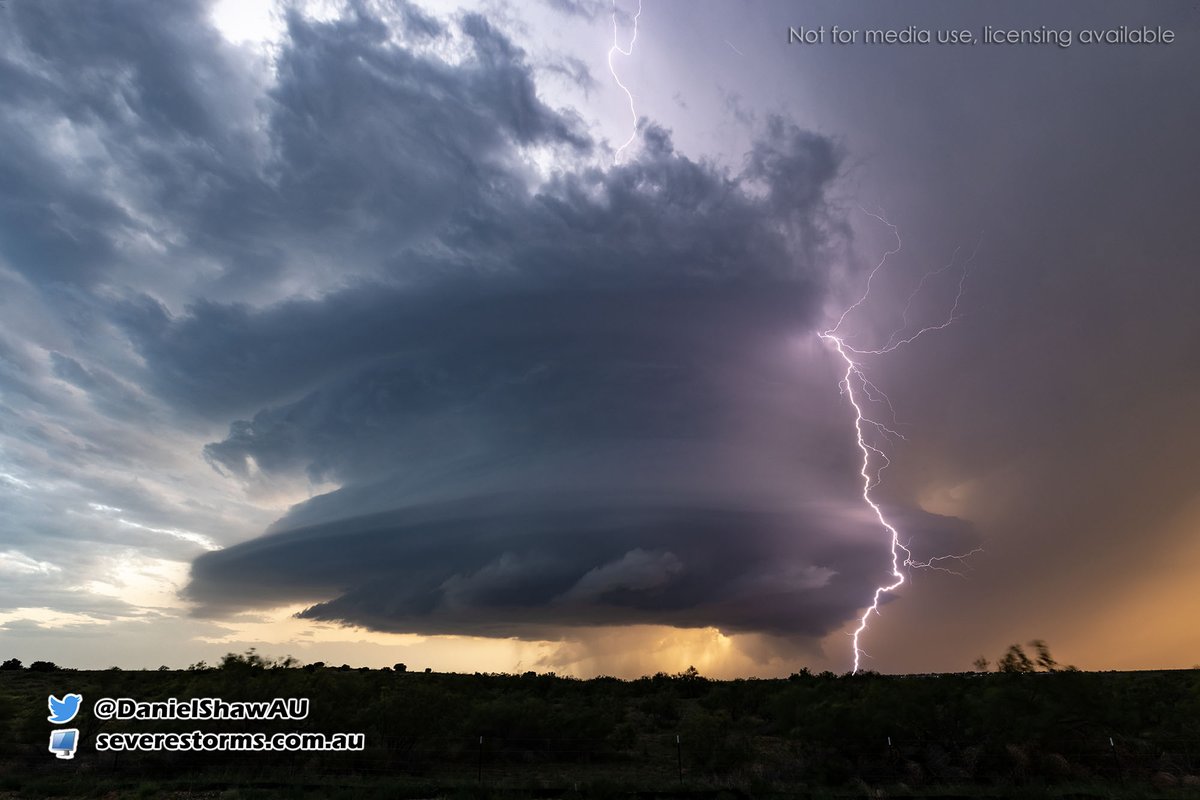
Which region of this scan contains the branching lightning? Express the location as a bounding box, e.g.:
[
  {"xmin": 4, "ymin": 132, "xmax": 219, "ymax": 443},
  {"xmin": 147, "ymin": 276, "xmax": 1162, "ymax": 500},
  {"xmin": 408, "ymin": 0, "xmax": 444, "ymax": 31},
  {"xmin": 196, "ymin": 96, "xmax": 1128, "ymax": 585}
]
[
  {"xmin": 819, "ymin": 210, "xmax": 982, "ymax": 673},
  {"xmin": 607, "ymin": 0, "xmax": 643, "ymax": 162},
  {"xmin": 597, "ymin": 10, "xmax": 975, "ymax": 672}
]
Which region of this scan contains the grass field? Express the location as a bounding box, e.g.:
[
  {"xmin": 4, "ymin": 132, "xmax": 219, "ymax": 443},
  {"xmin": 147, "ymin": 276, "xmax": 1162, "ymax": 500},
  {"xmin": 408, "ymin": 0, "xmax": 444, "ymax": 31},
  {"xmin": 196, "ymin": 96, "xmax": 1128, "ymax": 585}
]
[{"xmin": 2, "ymin": 661, "xmax": 1198, "ymax": 798}]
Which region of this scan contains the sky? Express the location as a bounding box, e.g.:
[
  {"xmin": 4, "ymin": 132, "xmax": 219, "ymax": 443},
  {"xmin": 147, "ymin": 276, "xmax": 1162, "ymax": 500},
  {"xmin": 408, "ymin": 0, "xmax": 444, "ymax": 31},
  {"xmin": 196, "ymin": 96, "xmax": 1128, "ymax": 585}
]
[{"xmin": 0, "ymin": 0, "xmax": 1197, "ymax": 677}]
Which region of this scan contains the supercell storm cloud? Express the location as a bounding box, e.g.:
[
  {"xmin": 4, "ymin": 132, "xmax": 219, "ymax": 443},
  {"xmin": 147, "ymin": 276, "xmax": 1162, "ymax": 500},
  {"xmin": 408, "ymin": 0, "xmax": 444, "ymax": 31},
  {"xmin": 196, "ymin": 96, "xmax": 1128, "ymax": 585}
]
[
  {"xmin": 0, "ymin": 0, "xmax": 973, "ymax": 645},
  {"xmin": 174, "ymin": 6, "xmax": 974, "ymax": 640}
]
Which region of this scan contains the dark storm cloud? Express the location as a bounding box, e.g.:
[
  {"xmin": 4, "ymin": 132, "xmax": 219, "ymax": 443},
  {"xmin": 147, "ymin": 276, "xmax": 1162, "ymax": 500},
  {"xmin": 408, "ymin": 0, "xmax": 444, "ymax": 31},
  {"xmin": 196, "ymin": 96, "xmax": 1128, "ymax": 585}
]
[
  {"xmin": 137, "ymin": 0, "xmax": 961, "ymax": 638},
  {"xmin": 189, "ymin": 497, "xmax": 895, "ymax": 638},
  {"xmin": 0, "ymin": 0, "xmax": 978, "ymax": 645},
  {"xmin": 176, "ymin": 110, "xmax": 906, "ymax": 636},
  {"xmin": 123, "ymin": 113, "xmax": 837, "ymax": 420},
  {"xmin": 195, "ymin": 283, "xmax": 811, "ymax": 482}
]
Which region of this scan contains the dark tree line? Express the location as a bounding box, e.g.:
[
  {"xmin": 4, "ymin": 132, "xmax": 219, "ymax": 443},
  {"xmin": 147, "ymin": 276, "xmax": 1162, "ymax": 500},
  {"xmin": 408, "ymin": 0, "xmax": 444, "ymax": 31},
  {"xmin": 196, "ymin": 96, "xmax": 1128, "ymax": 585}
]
[{"xmin": 2, "ymin": 643, "xmax": 1198, "ymax": 796}]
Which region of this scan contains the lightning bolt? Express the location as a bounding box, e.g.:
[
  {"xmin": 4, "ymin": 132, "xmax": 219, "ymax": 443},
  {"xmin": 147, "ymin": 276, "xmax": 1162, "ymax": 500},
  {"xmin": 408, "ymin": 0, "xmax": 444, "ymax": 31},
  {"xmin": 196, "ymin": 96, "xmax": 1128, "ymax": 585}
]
[
  {"xmin": 597, "ymin": 10, "xmax": 973, "ymax": 672},
  {"xmin": 607, "ymin": 0, "xmax": 643, "ymax": 162},
  {"xmin": 819, "ymin": 209, "xmax": 981, "ymax": 673}
]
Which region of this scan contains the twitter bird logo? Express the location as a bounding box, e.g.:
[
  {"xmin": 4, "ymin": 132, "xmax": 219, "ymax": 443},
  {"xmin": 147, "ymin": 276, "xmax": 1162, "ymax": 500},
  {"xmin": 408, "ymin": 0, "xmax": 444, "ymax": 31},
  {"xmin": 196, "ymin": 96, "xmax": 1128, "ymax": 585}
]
[{"xmin": 47, "ymin": 693, "xmax": 82, "ymax": 724}]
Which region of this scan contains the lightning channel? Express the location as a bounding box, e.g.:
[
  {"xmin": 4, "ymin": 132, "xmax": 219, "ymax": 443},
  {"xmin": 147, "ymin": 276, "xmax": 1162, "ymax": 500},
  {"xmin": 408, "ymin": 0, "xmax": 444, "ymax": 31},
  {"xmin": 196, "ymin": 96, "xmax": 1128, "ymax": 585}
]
[
  {"xmin": 607, "ymin": 0, "xmax": 643, "ymax": 162},
  {"xmin": 819, "ymin": 210, "xmax": 980, "ymax": 673}
]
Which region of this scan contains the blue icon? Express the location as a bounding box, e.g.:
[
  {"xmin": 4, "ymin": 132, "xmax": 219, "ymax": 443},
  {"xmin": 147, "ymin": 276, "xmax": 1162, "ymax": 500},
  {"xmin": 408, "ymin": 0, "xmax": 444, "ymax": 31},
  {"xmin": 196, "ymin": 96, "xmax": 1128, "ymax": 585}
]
[
  {"xmin": 48, "ymin": 728, "xmax": 79, "ymax": 759},
  {"xmin": 47, "ymin": 693, "xmax": 82, "ymax": 724}
]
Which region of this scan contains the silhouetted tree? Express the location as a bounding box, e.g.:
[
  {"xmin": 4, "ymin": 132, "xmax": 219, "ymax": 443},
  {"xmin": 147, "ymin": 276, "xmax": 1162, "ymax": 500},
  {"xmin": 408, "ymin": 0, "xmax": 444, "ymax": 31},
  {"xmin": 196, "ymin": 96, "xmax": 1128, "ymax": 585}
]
[
  {"xmin": 220, "ymin": 648, "xmax": 297, "ymax": 671},
  {"xmin": 394, "ymin": 663, "xmax": 407, "ymax": 673},
  {"xmin": 995, "ymin": 640, "xmax": 1069, "ymax": 673},
  {"xmin": 221, "ymin": 648, "xmax": 268, "ymax": 671},
  {"xmin": 972, "ymin": 656, "xmax": 990, "ymax": 672},
  {"xmin": 0, "ymin": 658, "xmax": 21, "ymax": 671},
  {"xmin": 1029, "ymin": 639, "xmax": 1058, "ymax": 671},
  {"xmin": 28, "ymin": 660, "xmax": 59, "ymax": 672},
  {"xmin": 997, "ymin": 644, "xmax": 1035, "ymax": 673}
]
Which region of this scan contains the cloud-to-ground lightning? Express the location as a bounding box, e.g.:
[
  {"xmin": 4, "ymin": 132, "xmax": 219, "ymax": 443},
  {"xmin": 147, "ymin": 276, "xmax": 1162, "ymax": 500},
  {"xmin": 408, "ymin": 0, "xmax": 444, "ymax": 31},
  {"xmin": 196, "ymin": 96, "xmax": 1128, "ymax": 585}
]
[
  {"xmin": 598, "ymin": 8, "xmax": 975, "ymax": 670},
  {"xmin": 820, "ymin": 211, "xmax": 981, "ymax": 673},
  {"xmin": 607, "ymin": 0, "xmax": 643, "ymax": 162}
]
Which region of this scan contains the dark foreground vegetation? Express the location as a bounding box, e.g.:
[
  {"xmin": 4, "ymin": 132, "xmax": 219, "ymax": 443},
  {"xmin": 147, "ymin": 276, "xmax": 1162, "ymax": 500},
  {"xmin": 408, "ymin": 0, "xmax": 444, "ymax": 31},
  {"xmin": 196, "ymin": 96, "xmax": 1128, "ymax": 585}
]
[{"xmin": 1, "ymin": 653, "xmax": 1198, "ymax": 799}]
